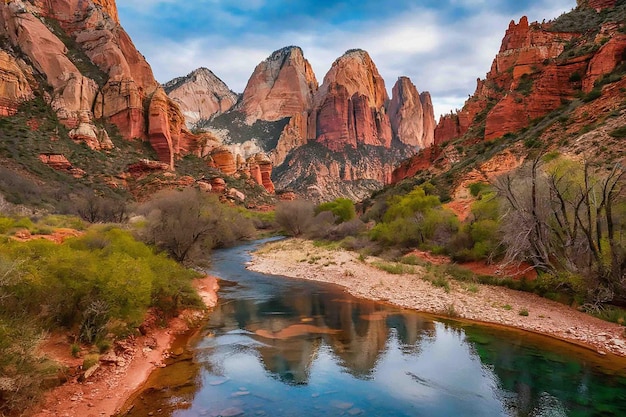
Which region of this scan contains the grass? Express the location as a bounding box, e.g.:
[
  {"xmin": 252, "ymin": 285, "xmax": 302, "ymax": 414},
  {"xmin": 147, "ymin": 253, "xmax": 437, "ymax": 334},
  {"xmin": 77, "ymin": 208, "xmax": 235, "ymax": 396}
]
[
  {"xmin": 371, "ymin": 261, "xmax": 415, "ymax": 275},
  {"xmin": 519, "ymin": 308, "xmax": 529, "ymax": 317}
]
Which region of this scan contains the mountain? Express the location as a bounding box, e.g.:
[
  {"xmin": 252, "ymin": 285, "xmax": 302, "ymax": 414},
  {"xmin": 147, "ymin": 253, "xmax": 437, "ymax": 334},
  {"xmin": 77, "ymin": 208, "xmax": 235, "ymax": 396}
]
[
  {"xmin": 391, "ymin": 0, "xmax": 626, "ymax": 219},
  {"xmin": 0, "ymin": 0, "xmax": 276, "ymax": 211},
  {"xmin": 164, "ymin": 68, "xmax": 238, "ymax": 127},
  {"xmin": 188, "ymin": 47, "xmax": 435, "ymax": 201}
]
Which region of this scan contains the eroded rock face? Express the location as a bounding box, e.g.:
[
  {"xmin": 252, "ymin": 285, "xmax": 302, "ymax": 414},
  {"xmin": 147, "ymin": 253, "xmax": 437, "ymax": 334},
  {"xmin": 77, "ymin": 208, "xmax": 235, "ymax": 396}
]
[
  {"xmin": 0, "ymin": 50, "xmax": 33, "ymax": 115},
  {"xmin": 240, "ymin": 46, "xmax": 318, "ymax": 124},
  {"xmin": 310, "ymin": 49, "xmax": 392, "ymax": 152},
  {"xmin": 579, "ymin": 0, "xmax": 617, "ymax": 10},
  {"xmin": 164, "ymin": 68, "xmax": 237, "ymax": 126},
  {"xmin": 388, "ymin": 77, "xmax": 435, "ymax": 149},
  {"xmin": 433, "ymin": 12, "xmax": 623, "ymax": 144}
]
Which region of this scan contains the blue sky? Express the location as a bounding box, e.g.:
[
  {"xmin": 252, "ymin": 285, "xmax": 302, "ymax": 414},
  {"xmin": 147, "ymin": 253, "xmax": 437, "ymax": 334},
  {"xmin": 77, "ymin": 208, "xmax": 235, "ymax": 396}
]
[{"xmin": 118, "ymin": 0, "xmax": 575, "ymax": 119}]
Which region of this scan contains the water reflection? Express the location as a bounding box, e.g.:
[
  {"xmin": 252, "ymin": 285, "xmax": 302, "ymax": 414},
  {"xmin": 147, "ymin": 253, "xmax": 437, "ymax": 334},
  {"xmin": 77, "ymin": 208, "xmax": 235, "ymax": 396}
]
[{"xmin": 119, "ymin": 241, "xmax": 626, "ymax": 417}]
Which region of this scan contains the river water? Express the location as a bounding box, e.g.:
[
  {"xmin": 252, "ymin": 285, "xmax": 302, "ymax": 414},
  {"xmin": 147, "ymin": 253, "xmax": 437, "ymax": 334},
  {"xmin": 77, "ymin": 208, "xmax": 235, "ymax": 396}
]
[{"xmin": 121, "ymin": 239, "xmax": 626, "ymax": 416}]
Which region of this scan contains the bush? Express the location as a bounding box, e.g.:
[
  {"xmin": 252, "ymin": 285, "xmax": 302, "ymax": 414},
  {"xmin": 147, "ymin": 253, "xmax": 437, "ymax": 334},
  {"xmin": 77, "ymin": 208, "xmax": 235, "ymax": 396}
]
[
  {"xmin": 137, "ymin": 188, "xmax": 254, "ymax": 263},
  {"xmin": 275, "ymin": 200, "xmax": 315, "ymax": 237},
  {"xmin": 316, "ymin": 198, "xmax": 356, "ymax": 223}
]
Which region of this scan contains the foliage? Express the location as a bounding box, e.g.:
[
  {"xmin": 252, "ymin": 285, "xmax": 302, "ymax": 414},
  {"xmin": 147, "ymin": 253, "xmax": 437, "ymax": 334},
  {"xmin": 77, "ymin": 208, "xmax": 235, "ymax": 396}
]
[
  {"xmin": 370, "ymin": 187, "xmax": 459, "ymax": 248},
  {"xmin": 609, "ymin": 126, "xmax": 626, "ymax": 139},
  {"xmin": 316, "ymin": 198, "xmax": 356, "ymax": 223},
  {"xmin": 0, "ymin": 222, "xmax": 202, "ymax": 414},
  {"xmin": 495, "ymin": 155, "xmax": 626, "ymax": 305},
  {"xmin": 137, "ymin": 188, "xmax": 254, "ymax": 263}
]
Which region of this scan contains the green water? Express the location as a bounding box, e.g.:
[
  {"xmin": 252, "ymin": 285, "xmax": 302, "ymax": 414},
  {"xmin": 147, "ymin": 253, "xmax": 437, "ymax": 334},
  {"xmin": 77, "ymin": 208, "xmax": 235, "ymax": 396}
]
[{"xmin": 120, "ymin": 240, "xmax": 626, "ymax": 416}]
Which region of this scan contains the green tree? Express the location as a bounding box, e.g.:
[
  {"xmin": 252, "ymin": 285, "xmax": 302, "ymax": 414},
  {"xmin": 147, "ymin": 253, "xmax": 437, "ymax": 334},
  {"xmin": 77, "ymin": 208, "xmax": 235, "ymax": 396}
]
[{"xmin": 316, "ymin": 198, "xmax": 356, "ymax": 223}]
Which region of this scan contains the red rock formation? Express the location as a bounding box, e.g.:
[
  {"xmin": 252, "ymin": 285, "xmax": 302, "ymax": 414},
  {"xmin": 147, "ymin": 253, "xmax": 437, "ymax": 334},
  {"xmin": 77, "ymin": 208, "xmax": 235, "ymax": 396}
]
[
  {"xmin": 164, "ymin": 68, "xmax": 237, "ymax": 126},
  {"xmin": 272, "ymin": 111, "xmax": 309, "ymax": 166},
  {"xmin": 0, "ymin": 50, "xmax": 34, "ymax": 115},
  {"xmin": 583, "ymin": 30, "xmax": 626, "ymax": 92},
  {"xmin": 255, "ymin": 153, "xmax": 275, "ymax": 194},
  {"xmin": 0, "ymin": 2, "xmax": 99, "ymax": 126},
  {"xmin": 420, "ymin": 92, "xmax": 436, "ymax": 147},
  {"xmin": 127, "ymin": 159, "xmax": 170, "ymax": 173},
  {"xmin": 311, "ymin": 49, "xmax": 392, "ymax": 151},
  {"xmin": 211, "ymin": 147, "xmax": 237, "ymax": 176},
  {"xmin": 391, "ymin": 146, "xmax": 441, "ymax": 183},
  {"xmin": 579, "ymin": 0, "xmax": 617, "ymax": 10},
  {"xmin": 148, "ymin": 88, "xmax": 175, "ymax": 169},
  {"xmin": 210, "ymin": 178, "xmax": 226, "ymax": 193},
  {"xmin": 240, "ymin": 46, "xmax": 318, "ymax": 124},
  {"xmin": 388, "ymin": 77, "xmax": 435, "ymax": 148},
  {"xmin": 39, "ymin": 154, "xmax": 72, "ymax": 170}
]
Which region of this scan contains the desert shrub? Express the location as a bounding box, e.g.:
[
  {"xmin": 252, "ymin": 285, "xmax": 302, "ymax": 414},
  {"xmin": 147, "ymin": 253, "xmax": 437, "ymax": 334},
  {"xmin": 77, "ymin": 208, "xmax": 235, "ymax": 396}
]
[
  {"xmin": 469, "ymin": 182, "xmax": 489, "ymax": 197},
  {"xmin": 275, "ymin": 200, "xmax": 315, "ymax": 237},
  {"xmin": 609, "ymin": 126, "xmax": 626, "ymax": 139},
  {"xmin": 137, "ymin": 188, "xmax": 254, "ymax": 263},
  {"xmin": 316, "ymin": 198, "xmax": 356, "ymax": 223},
  {"xmin": 370, "ymin": 186, "xmax": 459, "ymax": 248}
]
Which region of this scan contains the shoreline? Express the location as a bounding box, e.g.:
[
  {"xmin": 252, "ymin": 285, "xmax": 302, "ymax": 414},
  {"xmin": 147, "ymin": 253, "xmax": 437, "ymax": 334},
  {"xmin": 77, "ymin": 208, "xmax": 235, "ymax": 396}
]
[
  {"xmin": 29, "ymin": 275, "xmax": 219, "ymax": 417},
  {"xmin": 247, "ymin": 238, "xmax": 626, "ymax": 359}
]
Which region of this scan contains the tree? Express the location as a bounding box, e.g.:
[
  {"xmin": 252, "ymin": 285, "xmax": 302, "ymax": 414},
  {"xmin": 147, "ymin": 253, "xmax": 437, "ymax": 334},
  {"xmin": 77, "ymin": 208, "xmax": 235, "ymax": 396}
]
[
  {"xmin": 275, "ymin": 200, "xmax": 315, "ymax": 237},
  {"xmin": 496, "ymin": 155, "xmax": 626, "ymax": 306},
  {"xmin": 316, "ymin": 198, "xmax": 356, "ymax": 223},
  {"xmin": 138, "ymin": 188, "xmax": 253, "ymax": 263}
]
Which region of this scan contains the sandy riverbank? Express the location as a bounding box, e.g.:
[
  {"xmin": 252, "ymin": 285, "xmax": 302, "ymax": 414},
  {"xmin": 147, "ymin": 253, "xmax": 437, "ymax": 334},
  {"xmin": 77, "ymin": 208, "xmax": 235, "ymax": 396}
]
[
  {"xmin": 247, "ymin": 239, "xmax": 626, "ymax": 358},
  {"xmin": 28, "ymin": 275, "xmax": 219, "ymax": 417}
]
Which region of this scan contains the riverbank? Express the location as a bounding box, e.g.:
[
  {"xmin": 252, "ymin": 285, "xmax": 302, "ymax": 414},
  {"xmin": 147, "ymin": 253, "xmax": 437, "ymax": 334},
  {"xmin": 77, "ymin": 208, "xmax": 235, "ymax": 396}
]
[
  {"xmin": 247, "ymin": 239, "xmax": 626, "ymax": 358},
  {"xmin": 28, "ymin": 275, "xmax": 219, "ymax": 417}
]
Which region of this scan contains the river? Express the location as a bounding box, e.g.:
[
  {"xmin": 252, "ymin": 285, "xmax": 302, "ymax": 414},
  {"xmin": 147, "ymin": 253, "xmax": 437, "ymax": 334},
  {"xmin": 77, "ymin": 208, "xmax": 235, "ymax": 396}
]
[{"xmin": 120, "ymin": 239, "xmax": 626, "ymax": 416}]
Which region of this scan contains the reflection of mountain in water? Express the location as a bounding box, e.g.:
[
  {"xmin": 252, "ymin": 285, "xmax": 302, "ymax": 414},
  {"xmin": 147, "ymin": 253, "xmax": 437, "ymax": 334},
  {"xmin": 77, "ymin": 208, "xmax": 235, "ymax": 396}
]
[{"xmin": 206, "ymin": 284, "xmax": 435, "ymax": 383}]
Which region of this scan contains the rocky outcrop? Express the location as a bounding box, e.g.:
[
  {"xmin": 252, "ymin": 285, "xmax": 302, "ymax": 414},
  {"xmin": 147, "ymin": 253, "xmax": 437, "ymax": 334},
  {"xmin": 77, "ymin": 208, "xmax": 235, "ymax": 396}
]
[
  {"xmin": 433, "ymin": 10, "xmax": 625, "ymax": 144},
  {"xmin": 0, "ymin": 50, "xmax": 33, "ymax": 115},
  {"xmin": 164, "ymin": 68, "xmax": 237, "ymax": 126},
  {"xmin": 310, "ymin": 49, "xmax": 392, "ymax": 152},
  {"xmin": 579, "ymin": 0, "xmax": 617, "ymax": 10},
  {"xmin": 240, "ymin": 46, "xmax": 317, "ymax": 124},
  {"xmin": 388, "ymin": 77, "xmax": 435, "ymax": 149}
]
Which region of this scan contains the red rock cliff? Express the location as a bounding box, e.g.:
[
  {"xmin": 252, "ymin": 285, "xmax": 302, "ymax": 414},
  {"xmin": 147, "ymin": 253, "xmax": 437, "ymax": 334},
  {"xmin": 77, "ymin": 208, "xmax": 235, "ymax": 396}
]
[
  {"xmin": 311, "ymin": 49, "xmax": 392, "ymax": 152},
  {"xmin": 240, "ymin": 46, "xmax": 318, "ymax": 124},
  {"xmin": 434, "ymin": 10, "xmax": 626, "ymax": 144},
  {"xmin": 388, "ymin": 77, "xmax": 435, "ymax": 149}
]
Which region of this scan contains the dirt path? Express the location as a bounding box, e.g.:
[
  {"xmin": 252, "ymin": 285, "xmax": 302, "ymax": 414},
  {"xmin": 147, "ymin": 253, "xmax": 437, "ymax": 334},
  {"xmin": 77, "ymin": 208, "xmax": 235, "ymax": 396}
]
[
  {"xmin": 247, "ymin": 239, "xmax": 626, "ymax": 358},
  {"xmin": 28, "ymin": 276, "xmax": 219, "ymax": 417}
]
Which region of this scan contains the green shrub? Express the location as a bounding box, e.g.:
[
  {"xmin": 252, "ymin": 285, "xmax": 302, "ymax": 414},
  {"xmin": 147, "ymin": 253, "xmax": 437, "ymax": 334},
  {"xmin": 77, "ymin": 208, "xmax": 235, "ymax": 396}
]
[
  {"xmin": 582, "ymin": 88, "xmax": 602, "ymax": 102},
  {"xmin": 519, "ymin": 308, "xmax": 529, "ymax": 316},
  {"xmin": 372, "ymin": 262, "xmax": 414, "ymax": 275},
  {"xmin": 316, "ymin": 198, "xmax": 356, "ymax": 223},
  {"xmin": 609, "ymin": 126, "xmax": 626, "ymax": 139}
]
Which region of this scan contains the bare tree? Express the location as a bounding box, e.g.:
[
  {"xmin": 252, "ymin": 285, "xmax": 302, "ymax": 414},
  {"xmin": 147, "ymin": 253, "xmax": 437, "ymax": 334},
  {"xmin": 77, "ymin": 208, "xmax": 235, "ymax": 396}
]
[
  {"xmin": 138, "ymin": 188, "xmax": 254, "ymax": 263},
  {"xmin": 275, "ymin": 200, "xmax": 315, "ymax": 237},
  {"xmin": 496, "ymin": 155, "xmax": 626, "ymax": 305}
]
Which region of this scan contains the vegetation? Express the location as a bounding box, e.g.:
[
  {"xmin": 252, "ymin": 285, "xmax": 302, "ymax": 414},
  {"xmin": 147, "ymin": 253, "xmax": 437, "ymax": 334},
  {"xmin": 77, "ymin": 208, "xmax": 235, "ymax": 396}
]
[
  {"xmin": 137, "ymin": 188, "xmax": 255, "ymax": 263},
  {"xmin": 316, "ymin": 198, "xmax": 356, "ymax": 223},
  {"xmin": 0, "ymin": 217, "xmax": 202, "ymax": 414}
]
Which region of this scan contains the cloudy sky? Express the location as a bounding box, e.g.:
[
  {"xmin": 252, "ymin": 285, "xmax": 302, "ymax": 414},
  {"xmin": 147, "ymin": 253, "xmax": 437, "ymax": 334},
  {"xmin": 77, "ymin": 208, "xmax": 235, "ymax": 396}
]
[{"xmin": 117, "ymin": 0, "xmax": 575, "ymax": 119}]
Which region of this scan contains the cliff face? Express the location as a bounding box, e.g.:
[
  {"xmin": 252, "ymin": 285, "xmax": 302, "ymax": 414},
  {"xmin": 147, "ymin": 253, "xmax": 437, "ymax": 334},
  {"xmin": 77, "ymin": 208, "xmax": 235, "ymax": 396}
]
[
  {"xmin": 310, "ymin": 49, "xmax": 392, "ymax": 151},
  {"xmin": 434, "ymin": 8, "xmax": 626, "ymax": 145},
  {"xmin": 0, "ymin": 0, "xmax": 276, "ymax": 196},
  {"xmin": 164, "ymin": 68, "xmax": 238, "ymax": 126},
  {"xmin": 191, "ymin": 46, "xmax": 435, "ymax": 200},
  {"xmin": 395, "ymin": 2, "xmax": 626, "ymax": 187},
  {"xmin": 240, "ymin": 46, "xmax": 318, "ymax": 124},
  {"xmin": 388, "ymin": 77, "xmax": 435, "ymax": 149}
]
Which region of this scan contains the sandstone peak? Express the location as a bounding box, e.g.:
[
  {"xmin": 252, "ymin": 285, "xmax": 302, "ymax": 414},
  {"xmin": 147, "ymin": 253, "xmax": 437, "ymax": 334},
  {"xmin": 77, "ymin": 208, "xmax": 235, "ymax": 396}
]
[
  {"xmin": 311, "ymin": 48, "xmax": 392, "ymax": 151},
  {"xmin": 317, "ymin": 48, "xmax": 388, "ymax": 110},
  {"xmin": 392, "ymin": 79, "xmax": 435, "ymax": 149},
  {"xmin": 164, "ymin": 67, "xmax": 237, "ymax": 126},
  {"xmin": 240, "ymin": 45, "xmax": 318, "ymax": 124}
]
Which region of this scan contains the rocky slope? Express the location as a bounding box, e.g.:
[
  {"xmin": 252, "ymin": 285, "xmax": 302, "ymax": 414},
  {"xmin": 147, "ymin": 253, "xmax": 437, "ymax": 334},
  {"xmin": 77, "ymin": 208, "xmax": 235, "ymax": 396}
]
[
  {"xmin": 0, "ymin": 0, "xmax": 276, "ymax": 207},
  {"xmin": 433, "ymin": 1, "xmax": 625, "ymax": 147},
  {"xmin": 190, "ymin": 47, "xmax": 435, "ymax": 201},
  {"xmin": 164, "ymin": 68, "xmax": 238, "ymax": 126},
  {"xmin": 392, "ymin": 0, "xmax": 626, "ymax": 202}
]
